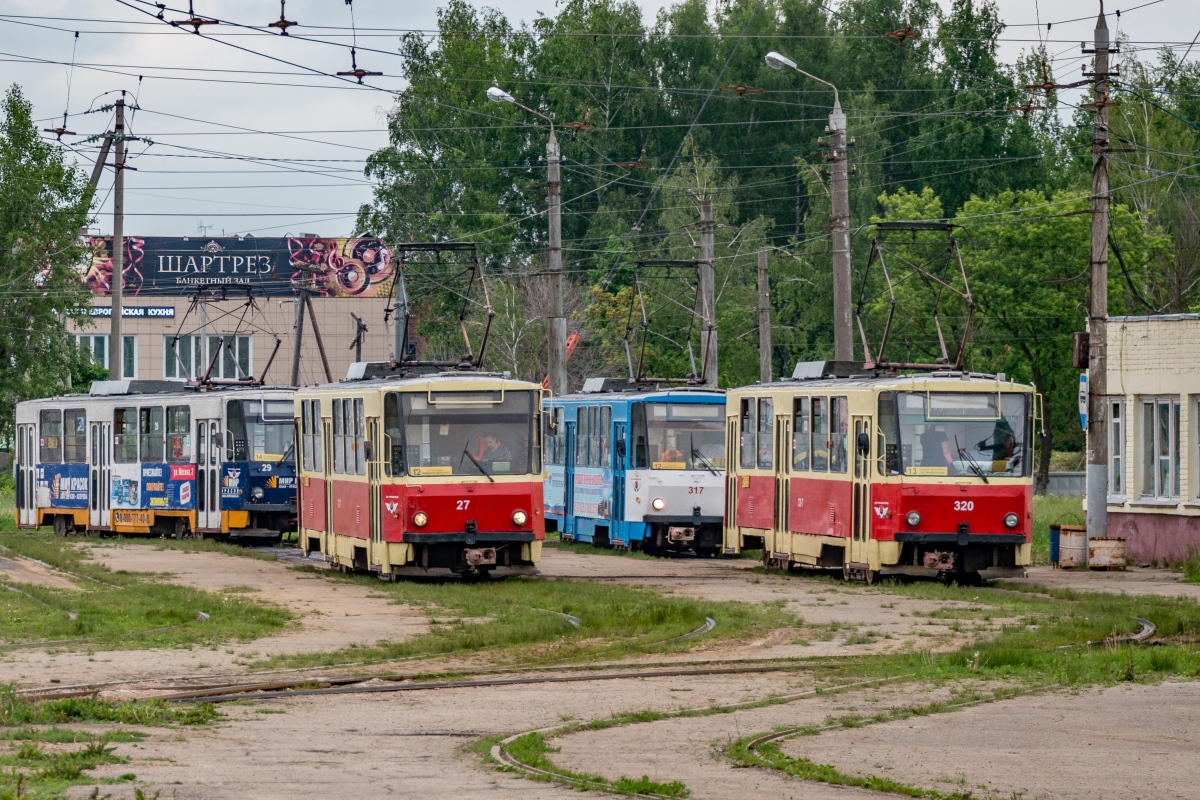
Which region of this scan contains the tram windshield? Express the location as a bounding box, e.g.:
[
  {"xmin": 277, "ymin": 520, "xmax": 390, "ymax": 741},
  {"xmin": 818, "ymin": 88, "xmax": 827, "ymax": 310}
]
[
  {"xmin": 228, "ymin": 399, "xmax": 294, "ymax": 462},
  {"xmin": 640, "ymin": 402, "xmax": 726, "ymax": 470},
  {"xmin": 395, "ymin": 390, "xmax": 534, "ymax": 477},
  {"xmin": 889, "ymin": 392, "xmax": 1030, "ymax": 478}
]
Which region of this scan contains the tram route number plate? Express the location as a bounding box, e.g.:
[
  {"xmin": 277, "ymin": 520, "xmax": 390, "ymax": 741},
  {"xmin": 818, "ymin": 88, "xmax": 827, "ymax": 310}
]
[{"xmin": 113, "ymin": 510, "xmax": 152, "ymax": 526}]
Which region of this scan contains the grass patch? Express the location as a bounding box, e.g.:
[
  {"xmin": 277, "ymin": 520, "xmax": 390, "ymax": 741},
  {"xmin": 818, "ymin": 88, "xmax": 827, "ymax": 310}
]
[
  {"xmin": 1032, "ymin": 494, "xmax": 1084, "ymax": 564},
  {"xmin": 258, "ymin": 572, "xmax": 795, "ymax": 670},
  {"xmin": 140, "ymin": 537, "xmax": 279, "ymax": 562},
  {"xmin": 1, "ymin": 688, "xmax": 217, "ymax": 728},
  {"xmin": 505, "ymin": 732, "xmax": 689, "ymax": 797},
  {"xmin": 1182, "ymin": 544, "xmax": 1200, "ymax": 584},
  {"xmin": 0, "ymin": 532, "xmax": 291, "ymax": 650}
]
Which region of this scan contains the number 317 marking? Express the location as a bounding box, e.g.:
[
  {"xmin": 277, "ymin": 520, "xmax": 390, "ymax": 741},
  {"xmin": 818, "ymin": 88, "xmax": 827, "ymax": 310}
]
[
  {"xmin": 953, "ymin": 500, "xmax": 974, "ymax": 511},
  {"xmin": 688, "ymin": 486, "xmax": 704, "ymax": 495}
]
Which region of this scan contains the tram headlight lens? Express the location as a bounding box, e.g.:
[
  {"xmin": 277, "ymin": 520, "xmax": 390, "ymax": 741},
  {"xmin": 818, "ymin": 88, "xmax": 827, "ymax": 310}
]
[
  {"xmin": 512, "ymin": 509, "xmax": 528, "ymax": 526},
  {"xmin": 250, "ymin": 487, "xmax": 264, "ymax": 501},
  {"xmin": 412, "ymin": 511, "xmax": 428, "ymax": 528},
  {"xmin": 1004, "ymin": 512, "xmax": 1020, "ymax": 529},
  {"xmin": 651, "ymin": 497, "xmax": 666, "ymax": 511},
  {"xmin": 905, "ymin": 511, "xmax": 921, "ymax": 528}
]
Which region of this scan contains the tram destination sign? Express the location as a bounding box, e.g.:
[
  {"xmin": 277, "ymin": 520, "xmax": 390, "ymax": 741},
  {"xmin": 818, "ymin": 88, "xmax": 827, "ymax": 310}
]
[{"xmin": 84, "ymin": 235, "xmax": 395, "ymax": 298}]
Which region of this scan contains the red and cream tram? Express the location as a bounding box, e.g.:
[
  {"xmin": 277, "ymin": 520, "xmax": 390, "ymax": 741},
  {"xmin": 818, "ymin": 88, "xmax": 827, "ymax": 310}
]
[
  {"xmin": 296, "ymin": 365, "xmax": 545, "ymax": 577},
  {"xmin": 723, "ymin": 362, "xmax": 1037, "ymax": 583}
]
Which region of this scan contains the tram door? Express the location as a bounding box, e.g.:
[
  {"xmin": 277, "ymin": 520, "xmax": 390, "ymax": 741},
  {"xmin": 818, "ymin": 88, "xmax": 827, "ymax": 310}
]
[
  {"xmin": 323, "ymin": 416, "xmax": 334, "ymax": 536},
  {"xmin": 562, "ymin": 416, "xmax": 577, "ymax": 539},
  {"xmin": 367, "ymin": 418, "xmax": 382, "ymax": 564},
  {"xmin": 196, "ymin": 419, "xmax": 222, "ymax": 531},
  {"xmin": 849, "ymin": 415, "xmax": 873, "ymax": 568},
  {"xmin": 772, "ymin": 410, "xmax": 791, "ymax": 557},
  {"xmin": 16, "ymin": 424, "xmax": 37, "ymax": 527},
  {"xmin": 88, "ymin": 421, "xmax": 111, "ymax": 529},
  {"xmin": 612, "ymin": 421, "xmax": 626, "ymax": 530},
  {"xmin": 723, "ymin": 415, "xmax": 739, "ymax": 553}
]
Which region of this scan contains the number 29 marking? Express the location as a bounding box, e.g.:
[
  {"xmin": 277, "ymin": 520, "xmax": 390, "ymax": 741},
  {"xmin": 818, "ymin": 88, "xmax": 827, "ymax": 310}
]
[{"xmin": 953, "ymin": 500, "xmax": 974, "ymax": 511}]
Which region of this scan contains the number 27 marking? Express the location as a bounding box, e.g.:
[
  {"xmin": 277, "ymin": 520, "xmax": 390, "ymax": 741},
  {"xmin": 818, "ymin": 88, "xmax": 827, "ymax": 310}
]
[{"xmin": 456, "ymin": 500, "xmax": 470, "ymax": 510}]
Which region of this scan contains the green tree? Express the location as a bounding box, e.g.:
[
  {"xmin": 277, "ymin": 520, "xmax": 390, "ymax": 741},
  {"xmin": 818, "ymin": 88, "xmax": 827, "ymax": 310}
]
[{"xmin": 0, "ymin": 84, "xmax": 95, "ymax": 444}]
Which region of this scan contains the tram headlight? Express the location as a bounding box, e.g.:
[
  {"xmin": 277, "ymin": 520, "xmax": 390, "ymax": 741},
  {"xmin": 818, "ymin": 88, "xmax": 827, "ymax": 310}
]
[
  {"xmin": 651, "ymin": 497, "xmax": 666, "ymax": 511},
  {"xmin": 250, "ymin": 486, "xmax": 264, "ymax": 501},
  {"xmin": 905, "ymin": 511, "xmax": 921, "ymax": 528},
  {"xmin": 1004, "ymin": 512, "xmax": 1020, "ymax": 529},
  {"xmin": 512, "ymin": 509, "xmax": 528, "ymax": 526},
  {"xmin": 412, "ymin": 511, "xmax": 429, "ymax": 528}
]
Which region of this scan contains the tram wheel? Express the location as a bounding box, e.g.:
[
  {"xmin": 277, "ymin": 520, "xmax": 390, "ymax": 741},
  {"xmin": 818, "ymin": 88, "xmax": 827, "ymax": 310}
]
[{"xmin": 863, "ymin": 568, "xmax": 876, "ymax": 585}]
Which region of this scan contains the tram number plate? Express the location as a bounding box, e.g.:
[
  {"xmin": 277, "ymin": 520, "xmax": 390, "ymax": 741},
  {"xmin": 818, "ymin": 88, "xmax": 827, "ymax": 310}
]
[
  {"xmin": 113, "ymin": 510, "xmax": 152, "ymax": 526},
  {"xmin": 953, "ymin": 500, "xmax": 975, "ymax": 512}
]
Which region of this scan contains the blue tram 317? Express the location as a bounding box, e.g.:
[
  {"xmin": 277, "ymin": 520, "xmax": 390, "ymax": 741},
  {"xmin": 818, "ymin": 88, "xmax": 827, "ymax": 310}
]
[{"xmin": 543, "ymin": 379, "xmax": 726, "ymax": 554}]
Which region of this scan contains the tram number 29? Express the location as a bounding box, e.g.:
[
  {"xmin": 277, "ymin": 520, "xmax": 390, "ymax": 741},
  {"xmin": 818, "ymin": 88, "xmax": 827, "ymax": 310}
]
[
  {"xmin": 687, "ymin": 486, "xmax": 704, "ymax": 495},
  {"xmin": 953, "ymin": 500, "xmax": 975, "ymax": 512}
]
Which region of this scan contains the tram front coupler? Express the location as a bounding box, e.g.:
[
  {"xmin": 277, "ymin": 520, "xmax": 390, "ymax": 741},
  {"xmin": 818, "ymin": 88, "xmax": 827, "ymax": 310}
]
[
  {"xmin": 666, "ymin": 526, "xmax": 696, "ymax": 544},
  {"xmin": 464, "ymin": 547, "xmax": 498, "ymax": 567},
  {"xmin": 923, "ymin": 550, "xmax": 956, "ymax": 570}
]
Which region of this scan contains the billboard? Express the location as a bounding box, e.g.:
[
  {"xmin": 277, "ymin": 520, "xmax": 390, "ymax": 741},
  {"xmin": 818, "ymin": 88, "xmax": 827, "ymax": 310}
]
[{"xmin": 84, "ymin": 236, "xmax": 395, "ymax": 298}]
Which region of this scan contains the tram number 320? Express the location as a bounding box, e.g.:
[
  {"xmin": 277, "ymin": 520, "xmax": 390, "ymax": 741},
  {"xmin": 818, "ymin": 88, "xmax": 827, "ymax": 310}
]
[{"xmin": 953, "ymin": 500, "xmax": 975, "ymax": 512}]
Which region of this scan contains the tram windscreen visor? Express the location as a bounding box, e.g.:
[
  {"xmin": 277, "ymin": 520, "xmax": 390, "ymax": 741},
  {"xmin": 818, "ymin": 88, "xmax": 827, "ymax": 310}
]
[
  {"xmin": 894, "ymin": 392, "xmax": 1030, "ymax": 477},
  {"xmin": 228, "ymin": 399, "xmax": 294, "ymax": 462},
  {"xmin": 400, "ymin": 391, "xmax": 534, "ymax": 476},
  {"xmin": 645, "ymin": 403, "xmax": 726, "ymax": 470}
]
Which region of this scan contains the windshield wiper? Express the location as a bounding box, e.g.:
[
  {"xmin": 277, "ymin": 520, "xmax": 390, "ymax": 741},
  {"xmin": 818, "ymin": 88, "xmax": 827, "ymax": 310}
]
[
  {"xmin": 691, "ymin": 434, "xmax": 719, "ymax": 476},
  {"xmin": 954, "ymin": 436, "xmax": 989, "ymax": 484},
  {"xmin": 459, "ymin": 441, "xmax": 495, "ymax": 483}
]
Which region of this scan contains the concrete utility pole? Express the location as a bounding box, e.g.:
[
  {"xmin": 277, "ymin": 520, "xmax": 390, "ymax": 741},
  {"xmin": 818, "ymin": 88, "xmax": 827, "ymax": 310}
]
[
  {"xmin": 758, "ymin": 248, "xmax": 771, "ymax": 383},
  {"xmin": 547, "ymin": 130, "xmax": 567, "ymax": 397},
  {"xmin": 1086, "ymin": 5, "xmax": 1114, "ymax": 549},
  {"xmin": 111, "ymin": 94, "xmax": 126, "ymax": 377},
  {"xmin": 290, "ymin": 290, "xmax": 306, "ymax": 387},
  {"xmin": 828, "ymin": 99, "xmax": 852, "ymax": 362},
  {"xmin": 697, "ymin": 198, "xmax": 718, "ymax": 388}
]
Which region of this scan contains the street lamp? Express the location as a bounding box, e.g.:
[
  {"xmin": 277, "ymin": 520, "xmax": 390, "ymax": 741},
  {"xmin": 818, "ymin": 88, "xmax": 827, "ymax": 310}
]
[
  {"xmin": 765, "ymin": 51, "xmax": 852, "ymax": 363},
  {"xmin": 487, "ymin": 87, "xmax": 566, "ymax": 396}
]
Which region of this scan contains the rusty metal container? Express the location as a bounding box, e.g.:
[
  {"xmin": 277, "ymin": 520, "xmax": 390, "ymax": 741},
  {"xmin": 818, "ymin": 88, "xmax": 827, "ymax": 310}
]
[
  {"xmin": 1058, "ymin": 525, "xmax": 1087, "ymax": 568},
  {"xmin": 1088, "ymin": 537, "xmax": 1127, "ymax": 570}
]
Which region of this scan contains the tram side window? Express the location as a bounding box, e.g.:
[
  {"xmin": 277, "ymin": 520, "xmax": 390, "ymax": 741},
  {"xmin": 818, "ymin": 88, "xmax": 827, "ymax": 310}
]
[
  {"xmin": 598, "ymin": 406, "xmax": 611, "ymax": 467},
  {"xmin": 166, "ymin": 406, "xmax": 191, "ymax": 463},
  {"xmin": 877, "ymin": 392, "xmax": 900, "ymax": 475},
  {"xmin": 300, "ymin": 400, "xmax": 313, "ymax": 471},
  {"xmin": 39, "ymin": 410, "xmax": 63, "ymax": 463},
  {"xmin": 384, "ymin": 393, "xmax": 403, "ymax": 476},
  {"xmin": 739, "ymin": 398, "xmax": 757, "ymax": 469},
  {"xmin": 575, "ymin": 406, "xmax": 588, "ymax": 467},
  {"xmin": 631, "ymin": 403, "xmax": 648, "ymax": 468},
  {"xmin": 587, "ymin": 406, "xmax": 600, "ymax": 468},
  {"xmin": 311, "ymin": 399, "xmax": 324, "ymax": 473},
  {"xmin": 226, "ymin": 400, "xmax": 247, "ymax": 462},
  {"xmin": 332, "ymin": 399, "xmax": 344, "ymax": 474},
  {"xmin": 63, "ymin": 409, "xmax": 87, "ymax": 464},
  {"xmin": 811, "ymin": 397, "xmax": 829, "ymax": 471},
  {"xmin": 757, "ymin": 398, "xmax": 773, "ymax": 469},
  {"xmin": 830, "ymin": 396, "xmax": 848, "ymax": 473},
  {"xmin": 354, "ymin": 397, "xmax": 367, "ymax": 476},
  {"xmin": 114, "ymin": 407, "xmax": 138, "ymax": 463},
  {"xmin": 343, "ymin": 399, "xmax": 357, "ymax": 476},
  {"xmin": 139, "ymin": 407, "xmax": 165, "ymax": 463},
  {"xmin": 792, "ymin": 397, "xmax": 809, "ymax": 470}
]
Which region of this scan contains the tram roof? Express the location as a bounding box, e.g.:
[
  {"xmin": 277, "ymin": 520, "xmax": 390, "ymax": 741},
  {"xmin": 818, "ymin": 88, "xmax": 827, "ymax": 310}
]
[
  {"xmin": 16, "ymin": 381, "xmax": 292, "ymax": 408},
  {"xmin": 300, "ymin": 365, "xmax": 542, "ymax": 394},
  {"xmin": 549, "ymin": 387, "xmax": 725, "ymax": 404},
  {"xmin": 734, "ymin": 369, "xmax": 1032, "ymax": 395}
]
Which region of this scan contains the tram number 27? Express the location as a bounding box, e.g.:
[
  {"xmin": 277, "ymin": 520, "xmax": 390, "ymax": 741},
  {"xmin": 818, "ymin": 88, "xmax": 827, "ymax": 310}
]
[
  {"xmin": 456, "ymin": 500, "xmax": 471, "ymax": 510},
  {"xmin": 687, "ymin": 486, "xmax": 704, "ymax": 495},
  {"xmin": 953, "ymin": 500, "xmax": 975, "ymax": 512}
]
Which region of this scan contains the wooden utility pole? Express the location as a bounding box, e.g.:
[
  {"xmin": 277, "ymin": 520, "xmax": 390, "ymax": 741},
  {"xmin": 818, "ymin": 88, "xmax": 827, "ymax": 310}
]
[
  {"xmin": 546, "ymin": 130, "xmax": 567, "ymax": 396},
  {"xmin": 111, "ymin": 94, "xmax": 126, "ymax": 377},
  {"xmin": 697, "ymin": 199, "xmax": 718, "ymax": 388},
  {"xmin": 758, "ymin": 248, "xmax": 771, "ymax": 383},
  {"xmin": 828, "ymin": 98, "xmax": 852, "ymax": 362},
  {"xmin": 1086, "ymin": 4, "xmax": 1114, "ymax": 549}
]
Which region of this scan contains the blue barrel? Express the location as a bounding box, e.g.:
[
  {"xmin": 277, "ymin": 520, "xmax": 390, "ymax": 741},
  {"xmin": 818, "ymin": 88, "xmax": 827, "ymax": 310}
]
[{"xmin": 1049, "ymin": 524, "xmax": 1061, "ymax": 566}]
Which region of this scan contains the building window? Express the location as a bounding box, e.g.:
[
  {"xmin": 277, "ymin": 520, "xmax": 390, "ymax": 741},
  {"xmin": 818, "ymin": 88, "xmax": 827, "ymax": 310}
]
[
  {"xmin": 164, "ymin": 335, "xmax": 205, "ymax": 380},
  {"xmin": 75, "ymin": 334, "xmax": 108, "ymax": 369},
  {"xmin": 1141, "ymin": 397, "xmax": 1180, "ymax": 499},
  {"xmin": 74, "ymin": 333, "xmax": 134, "ymax": 378},
  {"xmin": 122, "ymin": 335, "xmax": 137, "ymax": 379},
  {"xmin": 201, "ymin": 335, "xmax": 252, "ymax": 380},
  {"xmin": 1109, "ymin": 400, "xmax": 1124, "ymax": 495}
]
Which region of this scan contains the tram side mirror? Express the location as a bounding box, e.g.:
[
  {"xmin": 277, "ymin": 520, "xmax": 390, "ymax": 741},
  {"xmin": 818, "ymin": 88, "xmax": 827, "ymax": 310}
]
[
  {"xmin": 856, "ymin": 432, "xmax": 870, "ymax": 456},
  {"xmin": 615, "ymin": 438, "xmax": 627, "ymax": 459}
]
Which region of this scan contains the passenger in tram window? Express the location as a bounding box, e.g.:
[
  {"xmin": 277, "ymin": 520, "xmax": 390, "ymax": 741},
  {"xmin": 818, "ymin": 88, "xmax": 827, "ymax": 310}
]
[
  {"xmin": 659, "ymin": 441, "xmax": 685, "ymax": 462},
  {"xmin": 919, "ymin": 425, "xmax": 955, "ymax": 468},
  {"xmin": 978, "ymin": 416, "xmax": 1017, "ymax": 462}
]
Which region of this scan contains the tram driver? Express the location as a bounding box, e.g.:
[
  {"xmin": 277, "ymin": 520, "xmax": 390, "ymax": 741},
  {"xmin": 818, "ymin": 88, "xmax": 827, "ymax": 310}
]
[
  {"xmin": 480, "ymin": 433, "xmax": 513, "ymax": 463},
  {"xmin": 918, "ymin": 425, "xmax": 955, "ymax": 470}
]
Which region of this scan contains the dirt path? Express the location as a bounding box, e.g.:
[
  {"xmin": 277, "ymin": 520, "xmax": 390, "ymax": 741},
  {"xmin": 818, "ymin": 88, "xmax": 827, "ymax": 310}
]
[
  {"xmin": 1024, "ymin": 565, "xmax": 1200, "ymax": 599},
  {"xmin": 0, "ymin": 544, "xmax": 429, "ymax": 687},
  {"xmin": 0, "ymin": 553, "xmax": 79, "ymax": 590}
]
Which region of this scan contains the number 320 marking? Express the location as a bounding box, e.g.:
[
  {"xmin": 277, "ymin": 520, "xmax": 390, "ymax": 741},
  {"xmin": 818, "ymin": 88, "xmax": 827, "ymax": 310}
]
[{"xmin": 953, "ymin": 500, "xmax": 974, "ymax": 511}]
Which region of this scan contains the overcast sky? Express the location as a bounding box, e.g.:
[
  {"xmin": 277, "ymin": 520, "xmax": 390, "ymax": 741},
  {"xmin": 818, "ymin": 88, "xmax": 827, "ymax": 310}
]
[{"xmin": 2, "ymin": 0, "xmax": 1197, "ymax": 239}]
